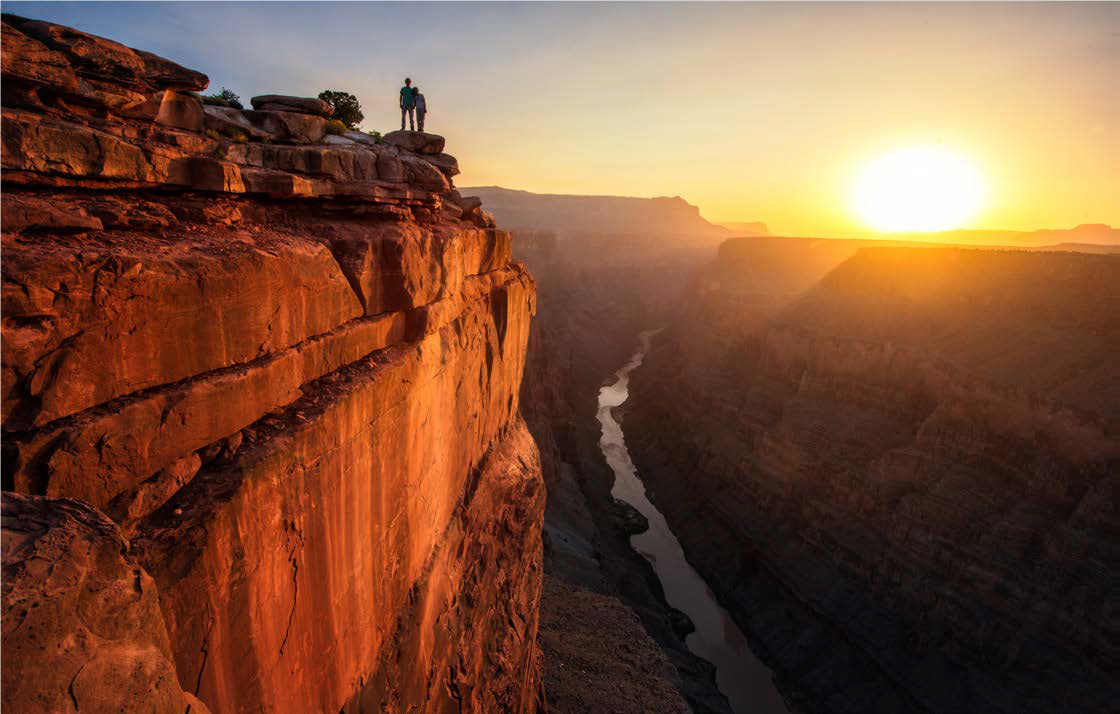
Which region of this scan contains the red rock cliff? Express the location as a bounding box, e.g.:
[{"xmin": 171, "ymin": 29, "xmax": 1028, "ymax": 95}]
[{"xmin": 1, "ymin": 14, "xmax": 543, "ymax": 713}]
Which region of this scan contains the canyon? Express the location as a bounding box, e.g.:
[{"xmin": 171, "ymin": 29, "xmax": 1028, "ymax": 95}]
[
  {"xmin": 492, "ymin": 185, "xmax": 1118, "ymax": 712},
  {"xmin": 3, "ymin": 13, "xmax": 1117, "ymax": 714},
  {"xmin": 501, "ymin": 201, "xmax": 745, "ymax": 711},
  {"xmin": 1, "ymin": 15, "xmax": 541, "ymax": 713},
  {"xmin": 624, "ymin": 238, "xmax": 1120, "ymax": 713}
]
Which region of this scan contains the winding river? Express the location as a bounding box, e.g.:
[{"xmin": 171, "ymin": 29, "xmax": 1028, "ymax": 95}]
[{"xmin": 597, "ymin": 329, "xmax": 789, "ymax": 714}]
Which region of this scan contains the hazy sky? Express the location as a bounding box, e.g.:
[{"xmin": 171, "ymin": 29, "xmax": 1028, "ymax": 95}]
[{"xmin": 6, "ymin": 2, "xmax": 1118, "ymax": 235}]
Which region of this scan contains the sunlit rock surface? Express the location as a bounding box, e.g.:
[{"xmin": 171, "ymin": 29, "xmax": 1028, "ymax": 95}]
[{"xmin": 1, "ymin": 14, "xmax": 543, "ymax": 713}]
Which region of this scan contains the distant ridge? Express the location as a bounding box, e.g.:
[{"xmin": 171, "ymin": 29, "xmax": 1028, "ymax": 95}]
[
  {"xmin": 881, "ymin": 223, "xmax": 1120, "ymax": 247},
  {"xmin": 459, "ymin": 186, "xmax": 730, "ymax": 237},
  {"xmin": 716, "ymin": 221, "xmax": 771, "ymax": 236}
]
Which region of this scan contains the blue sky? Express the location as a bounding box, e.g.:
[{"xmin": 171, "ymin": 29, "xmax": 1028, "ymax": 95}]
[{"xmin": 5, "ymin": 2, "xmax": 1118, "ymax": 234}]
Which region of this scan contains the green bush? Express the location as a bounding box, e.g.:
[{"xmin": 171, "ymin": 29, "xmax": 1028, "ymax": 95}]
[
  {"xmin": 201, "ymin": 87, "xmax": 243, "ymax": 110},
  {"xmin": 205, "ymin": 129, "xmax": 222, "ymax": 140},
  {"xmin": 366, "ymin": 130, "xmax": 382, "ymax": 142},
  {"xmin": 318, "ymin": 90, "xmax": 364, "ymax": 129},
  {"xmin": 325, "ymin": 119, "xmax": 346, "ymax": 135}
]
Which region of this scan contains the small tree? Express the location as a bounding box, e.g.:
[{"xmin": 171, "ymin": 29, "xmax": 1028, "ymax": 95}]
[
  {"xmin": 201, "ymin": 87, "xmax": 243, "ymax": 109},
  {"xmin": 318, "ymin": 90, "xmax": 364, "ymax": 129}
]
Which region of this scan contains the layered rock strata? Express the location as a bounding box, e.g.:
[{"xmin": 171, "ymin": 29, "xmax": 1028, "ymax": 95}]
[
  {"xmin": 626, "ymin": 239, "xmax": 1120, "ymax": 713},
  {"xmin": 1, "ymin": 15, "xmax": 543, "ymax": 714}
]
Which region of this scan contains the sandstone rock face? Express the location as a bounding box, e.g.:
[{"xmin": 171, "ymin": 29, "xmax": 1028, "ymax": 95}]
[
  {"xmin": 382, "ymin": 129, "xmax": 447, "ymax": 155},
  {"xmin": 625, "ymin": 239, "xmax": 1120, "ymax": 713},
  {"xmin": 1, "ymin": 493, "xmax": 201, "ymax": 714},
  {"xmin": 2, "ymin": 15, "xmax": 542, "ymax": 714},
  {"xmin": 245, "ymin": 108, "xmax": 329, "ymax": 142},
  {"xmin": 202, "ymin": 103, "xmax": 271, "ymax": 140},
  {"xmin": 155, "ymin": 89, "xmax": 204, "ymax": 130}
]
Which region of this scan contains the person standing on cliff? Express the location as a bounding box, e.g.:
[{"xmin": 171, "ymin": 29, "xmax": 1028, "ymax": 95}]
[
  {"xmin": 400, "ymin": 77, "xmax": 416, "ymax": 131},
  {"xmin": 414, "ymin": 87, "xmax": 427, "ymax": 132}
]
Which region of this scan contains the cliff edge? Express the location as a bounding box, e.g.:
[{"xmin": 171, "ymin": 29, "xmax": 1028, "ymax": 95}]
[{"xmin": 1, "ymin": 14, "xmax": 543, "ymax": 713}]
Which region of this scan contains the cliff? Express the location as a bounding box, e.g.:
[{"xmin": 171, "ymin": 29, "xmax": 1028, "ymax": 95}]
[
  {"xmin": 1, "ymin": 15, "xmax": 543, "ymax": 713},
  {"xmin": 625, "ymin": 238, "xmax": 1120, "ymax": 713}
]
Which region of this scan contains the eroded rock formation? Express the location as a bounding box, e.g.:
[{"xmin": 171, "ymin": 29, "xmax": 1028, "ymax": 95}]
[
  {"xmin": 1, "ymin": 14, "xmax": 543, "ymax": 713},
  {"xmin": 626, "ymin": 238, "xmax": 1120, "ymax": 713}
]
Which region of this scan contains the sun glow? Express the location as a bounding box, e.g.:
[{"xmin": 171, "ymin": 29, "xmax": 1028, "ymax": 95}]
[{"xmin": 851, "ymin": 146, "xmax": 987, "ymax": 233}]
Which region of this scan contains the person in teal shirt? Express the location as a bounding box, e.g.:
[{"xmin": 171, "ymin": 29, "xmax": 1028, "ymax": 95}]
[{"xmin": 400, "ymin": 77, "xmax": 415, "ymax": 131}]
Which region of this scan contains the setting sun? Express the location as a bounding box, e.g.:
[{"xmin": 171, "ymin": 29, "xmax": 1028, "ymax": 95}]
[{"xmin": 852, "ymin": 146, "xmax": 987, "ymax": 233}]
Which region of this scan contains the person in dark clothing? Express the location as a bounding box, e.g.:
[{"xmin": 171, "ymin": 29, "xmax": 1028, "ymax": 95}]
[{"xmin": 400, "ymin": 77, "xmax": 415, "ymax": 131}]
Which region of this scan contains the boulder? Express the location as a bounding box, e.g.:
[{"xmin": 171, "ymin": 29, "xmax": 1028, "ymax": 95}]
[
  {"xmin": 250, "ymin": 94, "xmax": 332, "ymax": 116},
  {"xmin": 343, "ymin": 130, "xmax": 381, "ymax": 147},
  {"xmin": 245, "ymin": 109, "xmax": 328, "ymax": 143},
  {"xmin": 202, "ymin": 104, "xmax": 271, "ymax": 140},
  {"xmin": 0, "ymin": 493, "xmax": 197, "ymax": 714},
  {"xmin": 154, "ymin": 89, "xmax": 203, "ymax": 131},
  {"xmin": 426, "ymin": 152, "xmax": 460, "ymax": 177},
  {"xmin": 458, "ymin": 195, "xmax": 483, "ymax": 217},
  {"xmin": 400, "ymin": 154, "xmax": 451, "ymax": 192},
  {"xmin": 476, "ymin": 209, "xmax": 497, "ymax": 228},
  {"xmin": 323, "ymin": 134, "xmax": 356, "ymax": 146},
  {"xmin": 382, "ymin": 130, "xmax": 446, "ymax": 155}
]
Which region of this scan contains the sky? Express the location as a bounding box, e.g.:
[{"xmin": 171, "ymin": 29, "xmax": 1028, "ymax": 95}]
[{"xmin": 5, "ymin": 2, "xmax": 1118, "ymax": 236}]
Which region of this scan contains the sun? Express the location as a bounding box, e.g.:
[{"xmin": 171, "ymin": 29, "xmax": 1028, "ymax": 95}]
[{"xmin": 851, "ymin": 146, "xmax": 986, "ymax": 232}]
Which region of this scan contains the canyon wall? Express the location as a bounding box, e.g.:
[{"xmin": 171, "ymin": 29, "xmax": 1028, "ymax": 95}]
[
  {"xmin": 626, "ymin": 238, "xmax": 1120, "ymax": 713},
  {"xmin": 514, "ymin": 225, "xmax": 733, "ymax": 711},
  {"xmin": 1, "ymin": 15, "xmax": 543, "ymax": 713}
]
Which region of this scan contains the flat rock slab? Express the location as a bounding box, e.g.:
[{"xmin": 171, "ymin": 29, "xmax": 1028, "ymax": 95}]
[
  {"xmin": 382, "ymin": 130, "xmax": 446, "ymax": 155},
  {"xmin": 251, "ymin": 94, "xmax": 332, "ymax": 116}
]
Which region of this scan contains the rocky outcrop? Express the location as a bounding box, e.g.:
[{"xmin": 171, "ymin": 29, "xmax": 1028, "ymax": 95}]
[
  {"xmin": 382, "ymin": 130, "xmax": 446, "ymax": 155},
  {"xmin": 1, "ymin": 15, "xmax": 542, "ymax": 714},
  {"xmin": 625, "ymin": 238, "xmax": 1120, "ymax": 713}
]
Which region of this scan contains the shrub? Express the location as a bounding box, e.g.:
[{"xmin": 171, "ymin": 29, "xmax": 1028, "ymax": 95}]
[
  {"xmin": 325, "ymin": 119, "xmax": 346, "ymax": 135},
  {"xmin": 201, "ymin": 87, "xmax": 243, "ymax": 110},
  {"xmin": 366, "ymin": 130, "xmax": 382, "ymax": 142},
  {"xmin": 205, "ymin": 129, "xmax": 222, "ymax": 140},
  {"xmin": 318, "ymin": 90, "xmax": 363, "ymax": 129}
]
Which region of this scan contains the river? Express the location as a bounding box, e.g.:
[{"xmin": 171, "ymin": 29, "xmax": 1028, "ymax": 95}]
[{"xmin": 597, "ymin": 329, "xmax": 789, "ymax": 714}]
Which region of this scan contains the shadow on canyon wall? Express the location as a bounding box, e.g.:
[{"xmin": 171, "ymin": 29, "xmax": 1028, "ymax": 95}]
[
  {"xmin": 482, "ymin": 190, "xmax": 736, "ymax": 711},
  {"xmin": 623, "ymin": 237, "xmax": 1120, "ymax": 713}
]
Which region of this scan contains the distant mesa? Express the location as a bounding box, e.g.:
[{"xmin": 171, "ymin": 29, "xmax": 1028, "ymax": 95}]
[{"xmin": 458, "ymin": 186, "xmax": 731, "ymax": 238}]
